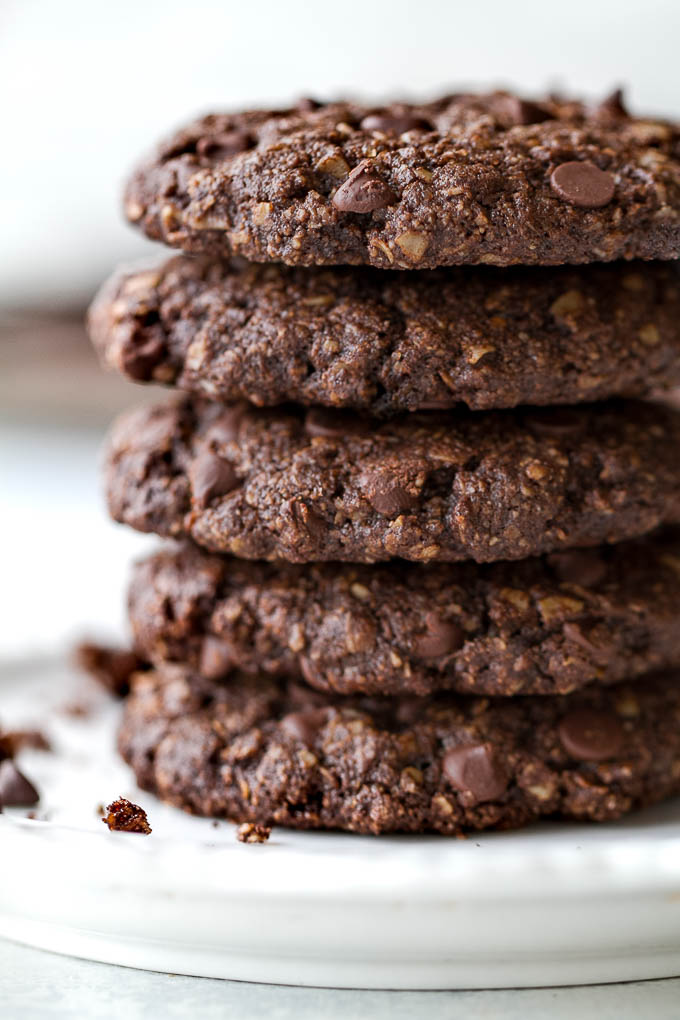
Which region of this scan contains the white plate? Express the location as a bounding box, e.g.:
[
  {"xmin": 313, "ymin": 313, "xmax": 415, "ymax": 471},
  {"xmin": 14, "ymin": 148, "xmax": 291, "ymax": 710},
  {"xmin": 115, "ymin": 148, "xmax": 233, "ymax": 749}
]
[{"xmin": 1, "ymin": 655, "xmax": 680, "ymax": 990}]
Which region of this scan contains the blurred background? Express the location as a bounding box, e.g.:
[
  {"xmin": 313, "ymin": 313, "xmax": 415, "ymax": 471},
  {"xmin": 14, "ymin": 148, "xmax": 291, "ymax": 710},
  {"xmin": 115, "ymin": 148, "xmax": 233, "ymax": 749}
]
[{"xmin": 2, "ymin": 0, "xmax": 678, "ymax": 657}]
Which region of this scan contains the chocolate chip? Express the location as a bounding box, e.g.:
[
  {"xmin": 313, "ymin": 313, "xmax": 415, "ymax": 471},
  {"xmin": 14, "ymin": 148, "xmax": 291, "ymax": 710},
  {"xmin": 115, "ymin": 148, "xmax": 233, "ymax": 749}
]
[
  {"xmin": 121, "ymin": 332, "xmax": 165, "ymax": 382},
  {"xmin": 0, "ymin": 760, "xmax": 39, "ymax": 807},
  {"xmin": 189, "ymin": 451, "xmax": 239, "ymax": 509},
  {"xmin": 550, "ymin": 161, "xmax": 615, "ymax": 208},
  {"xmin": 502, "ymin": 96, "xmax": 553, "ymax": 126},
  {"xmin": 205, "ymin": 405, "xmax": 249, "ymax": 446},
  {"xmin": 561, "ymin": 622, "xmax": 610, "ymax": 666},
  {"xmin": 595, "ymin": 88, "xmax": 628, "ymax": 119},
  {"xmin": 196, "ymin": 130, "xmax": 253, "ymax": 159},
  {"xmin": 413, "ymin": 612, "xmax": 465, "ymax": 659},
  {"xmin": 297, "ymin": 97, "xmax": 322, "ymax": 112},
  {"xmin": 199, "ymin": 636, "xmax": 235, "ymax": 680},
  {"xmin": 305, "ymin": 408, "xmax": 370, "ymax": 438},
  {"xmin": 365, "ymin": 472, "xmax": 419, "ymax": 516},
  {"xmin": 280, "ymin": 708, "xmax": 328, "ymax": 745},
  {"xmin": 290, "ymin": 500, "xmax": 326, "ymax": 541},
  {"xmin": 332, "ymin": 160, "xmax": 397, "ymax": 214},
  {"xmin": 360, "ymin": 114, "xmax": 430, "ymax": 134},
  {"xmin": 558, "ymin": 708, "xmax": 625, "ymax": 761},
  {"xmin": 442, "ymin": 743, "xmax": 508, "ymax": 804},
  {"xmin": 0, "ymin": 729, "xmax": 51, "ymax": 757},
  {"xmin": 548, "ymin": 549, "xmax": 608, "ymax": 587},
  {"xmin": 75, "ymin": 642, "xmax": 146, "ymax": 698}
]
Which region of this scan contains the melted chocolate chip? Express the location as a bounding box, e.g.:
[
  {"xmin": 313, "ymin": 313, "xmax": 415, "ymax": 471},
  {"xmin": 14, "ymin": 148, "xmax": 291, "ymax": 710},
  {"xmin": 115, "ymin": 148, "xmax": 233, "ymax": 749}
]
[
  {"xmin": 280, "ymin": 708, "xmax": 328, "ymax": 745},
  {"xmin": 0, "ymin": 760, "xmax": 40, "ymax": 807},
  {"xmin": 558, "ymin": 708, "xmax": 625, "ymax": 761},
  {"xmin": 189, "ymin": 451, "xmax": 239, "ymax": 509},
  {"xmin": 305, "ymin": 408, "xmax": 370, "ymax": 438},
  {"xmin": 360, "ymin": 114, "xmax": 430, "ymax": 134},
  {"xmin": 205, "ymin": 405, "xmax": 249, "ymax": 446},
  {"xmin": 199, "ymin": 636, "xmax": 235, "ymax": 680},
  {"xmin": 121, "ymin": 332, "xmax": 165, "ymax": 382},
  {"xmin": 364, "ymin": 473, "xmax": 419, "ymax": 516},
  {"xmin": 548, "ymin": 549, "xmax": 608, "ymax": 587},
  {"xmin": 332, "ymin": 160, "xmax": 397, "ymax": 213},
  {"xmin": 442, "ymin": 743, "xmax": 508, "ymax": 804},
  {"xmin": 196, "ymin": 130, "xmax": 253, "ymax": 159},
  {"xmin": 413, "ymin": 612, "xmax": 465, "ymax": 659},
  {"xmin": 550, "ymin": 161, "xmax": 615, "ymax": 208},
  {"xmin": 290, "ymin": 501, "xmax": 326, "ymax": 540}
]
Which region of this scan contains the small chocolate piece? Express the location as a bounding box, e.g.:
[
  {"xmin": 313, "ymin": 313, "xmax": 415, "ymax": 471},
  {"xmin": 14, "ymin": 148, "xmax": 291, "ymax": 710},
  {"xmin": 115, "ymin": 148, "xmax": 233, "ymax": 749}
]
[
  {"xmin": 199, "ymin": 636, "xmax": 234, "ymax": 681},
  {"xmin": 526, "ymin": 408, "xmax": 583, "ymax": 436},
  {"xmin": 75, "ymin": 641, "xmax": 147, "ymax": 698},
  {"xmin": 0, "ymin": 729, "xmax": 51, "ymax": 758},
  {"xmin": 237, "ymin": 822, "xmax": 271, "ymax": 843},
  {"xmin": 550, "ymin": 161, "xmax": 615, "ymax": 208},
  {"xmin": 558, "ymin": 709, "xmax": 625, "ymax": 761},
  {"xmin": 548, "ymin": 549, "xmax": 608, "ymax": 587},
  {"xmin": 502, "ymin": 96, "xmax": 553, "ymax": 125},
  {"xmin": 102, "ymin": 797, "xmax": 152, "ymax": 834},
  {"xmin": 596, "ymin": 88, "xmax": 628, "ymax": 118},
  {"xmin": 442, "ymin": 743, "xmax": 508, "ymax": 804},
  {"xmin": 413, "ymin": 612, "xmax": 465, "ymax": 659},
  {"xmin": 364, "ymin": 473, "xmax": 418, "ymax": 516},
  {"xmin": 121, "ymin": 332, "xmax": 165, "ymax": 383},
  {"xmin": 304, "ymin": 408, "xmax": 369, "ymax": 438},
  {"xmin": 189, "ymin": 451, "xmax": 239, "ymax": 509},
  {"xmin": 205, "ymin": 405, "xmax": 248, "ymax": 446},
  {"xmin": 280, "ymin": 708, "xmax": 328, "ymax": 745},
  {"xmin": 196, "ymin": 130, "xmax": 252, "ymax": 159},
  {"xmin": 332, "ymin": 161, "xmax": 396, "ymax": 213},
  {"xmin": 360, "ymin": 113, "xmax": 430, "ymax": 134},
  {"xmin": 0, "ymin": 760, "xmax": 40, "ymax": 807}
]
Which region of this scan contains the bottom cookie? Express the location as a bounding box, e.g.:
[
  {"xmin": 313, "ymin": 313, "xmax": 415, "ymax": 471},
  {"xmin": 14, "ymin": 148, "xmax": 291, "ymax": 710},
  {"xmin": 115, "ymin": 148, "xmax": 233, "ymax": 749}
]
[{"xmin": 119, "ymin": 667, "xmax": 680, "ymax": 835}]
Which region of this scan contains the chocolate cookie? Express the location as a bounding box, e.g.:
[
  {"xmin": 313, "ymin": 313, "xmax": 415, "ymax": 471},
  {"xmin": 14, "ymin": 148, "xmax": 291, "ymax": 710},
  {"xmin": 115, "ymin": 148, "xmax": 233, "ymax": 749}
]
[
  {"xmin": 104, "ymin": 396, "xmax": 680, "ymax": 563},
  {"xmin": 128, "ymin": 532, "xmax": 680, "ymax": 698},
  {"xmin": 124, "ymin": 91, "xmax": 680, "ymax": 269},
  {"xmin": 88, "ymin": 256, "xmax": 680, "ymax": 414},
  {"xmin": 118, "ymin": 665, "xmax": 680, "ymax": 834}
]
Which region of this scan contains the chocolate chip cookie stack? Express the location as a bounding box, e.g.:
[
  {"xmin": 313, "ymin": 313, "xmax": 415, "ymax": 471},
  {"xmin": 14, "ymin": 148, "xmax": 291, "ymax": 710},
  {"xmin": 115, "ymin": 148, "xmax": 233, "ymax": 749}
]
[{"xmin": 89, "ymin": 91, "xmax": 680, "ymax": 835}]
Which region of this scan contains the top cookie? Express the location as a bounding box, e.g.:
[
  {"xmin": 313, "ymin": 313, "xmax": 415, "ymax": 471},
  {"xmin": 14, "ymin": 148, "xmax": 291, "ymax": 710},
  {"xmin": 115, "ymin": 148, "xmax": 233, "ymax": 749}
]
[{"xmin": 124, "ymin": 91, "xmax": 680, "ymax": 269}]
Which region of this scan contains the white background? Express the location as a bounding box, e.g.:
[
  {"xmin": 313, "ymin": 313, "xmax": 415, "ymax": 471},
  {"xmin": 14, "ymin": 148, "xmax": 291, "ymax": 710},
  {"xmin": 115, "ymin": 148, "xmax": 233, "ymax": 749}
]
[{"xmin": 1, "ymin": 0, "xmax": 680, "ymax": 308}]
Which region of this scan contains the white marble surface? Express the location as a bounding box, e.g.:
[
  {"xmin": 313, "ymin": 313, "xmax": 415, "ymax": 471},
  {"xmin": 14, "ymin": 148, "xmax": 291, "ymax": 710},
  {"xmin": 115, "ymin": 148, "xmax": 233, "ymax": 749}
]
[{"xmin": 2, "ymin": 940, "xmax": 680, "ymax": 1020}]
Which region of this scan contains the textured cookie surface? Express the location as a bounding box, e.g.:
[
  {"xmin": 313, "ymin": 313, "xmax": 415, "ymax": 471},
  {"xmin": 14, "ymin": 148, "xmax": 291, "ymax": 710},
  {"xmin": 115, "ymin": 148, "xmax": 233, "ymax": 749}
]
[
  {"xmin": 128, "ymin": 532, "xmax": 680, "ymax": 697},
  {"xmin": 124, "ymin": 91, "xmax": 680, "ymax": 269},
  {"xmin": 104, "ymin": 396, "xmax": 680, "ymax": 564},
  {"xmin": 119, "ymin": 666, "xmax": 680, "ymax": 834},
  {"xmin": 88, "ymin": 257, "xmax": 680, "ymax": 414}
]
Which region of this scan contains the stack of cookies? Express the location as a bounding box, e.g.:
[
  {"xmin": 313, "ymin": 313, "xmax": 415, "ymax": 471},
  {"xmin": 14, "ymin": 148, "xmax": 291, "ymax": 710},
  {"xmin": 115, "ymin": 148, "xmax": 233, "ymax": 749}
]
[{"xmin": 89, "ymin": 91, "xmax": 680, "ymax": 835}]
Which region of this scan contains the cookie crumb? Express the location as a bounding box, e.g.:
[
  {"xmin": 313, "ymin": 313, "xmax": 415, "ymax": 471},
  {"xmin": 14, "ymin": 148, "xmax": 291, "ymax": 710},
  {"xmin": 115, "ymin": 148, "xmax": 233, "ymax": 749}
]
[
  {"xmin": 237, "ymin": 822, "xmax": 271, "ymax": 844},
  {"xmin": 102, "ymin": 797, "xmax": 152, "ymax": 834},
  {"xmin": 75, "ymin": 641, "xmax": 148, "ymax": 698}
]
